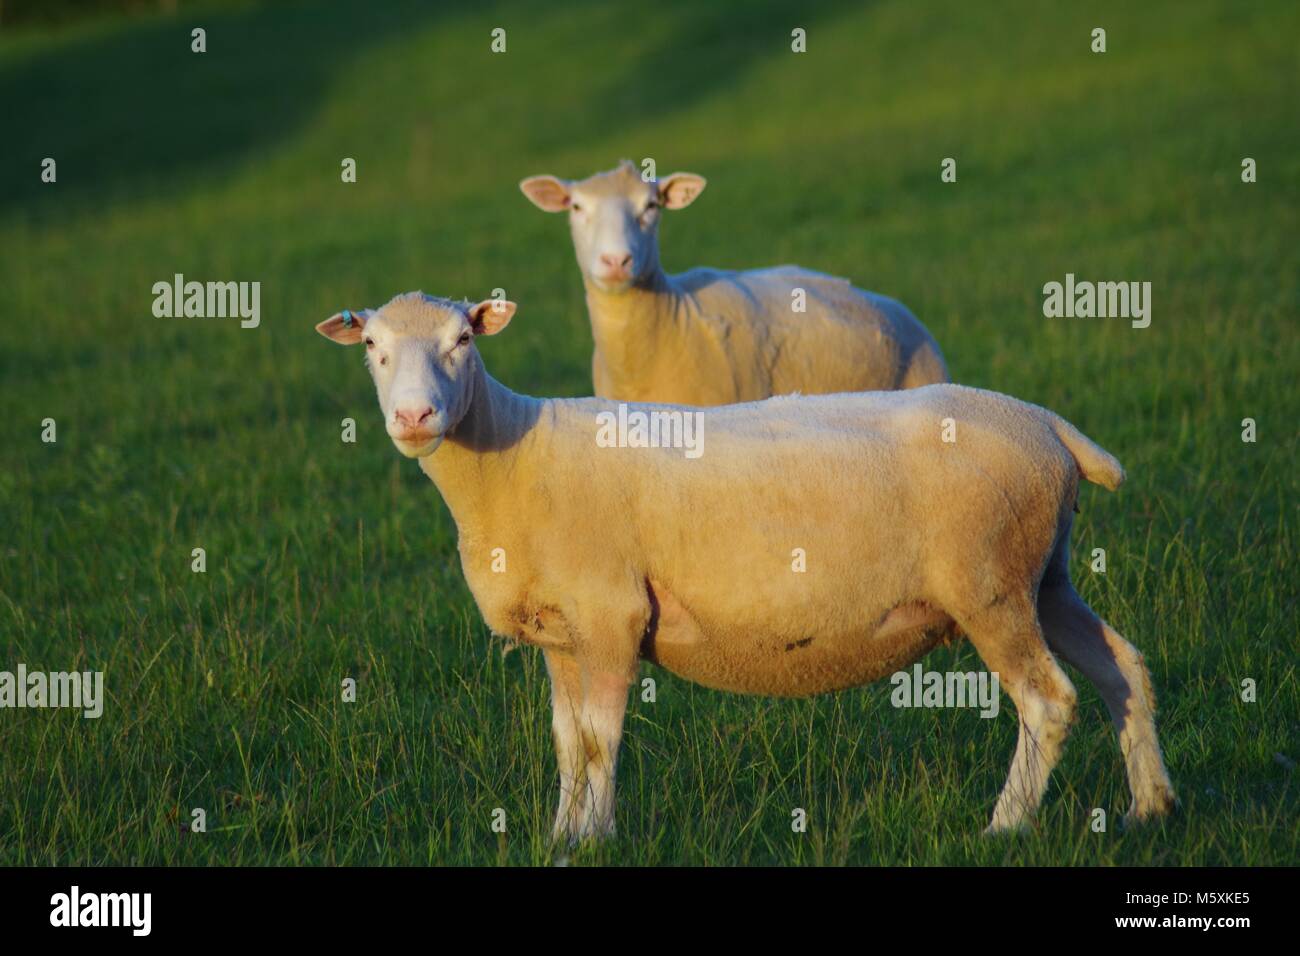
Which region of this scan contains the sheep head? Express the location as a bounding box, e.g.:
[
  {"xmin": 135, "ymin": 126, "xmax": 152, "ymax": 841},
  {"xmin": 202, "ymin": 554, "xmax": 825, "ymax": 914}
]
[
  {"xmin": 520, "ymin": 160, "xmax": 706, "ymax": 293},
  {"xmin": 316, "ymin": 292, "xmax": 515, "ymax": 458}
]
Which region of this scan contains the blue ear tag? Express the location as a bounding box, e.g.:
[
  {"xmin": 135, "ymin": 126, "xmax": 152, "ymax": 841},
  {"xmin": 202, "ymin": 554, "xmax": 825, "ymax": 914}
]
[{"xmin": 341, "ymin": 309, "xmax": 353, "ymax": 327}]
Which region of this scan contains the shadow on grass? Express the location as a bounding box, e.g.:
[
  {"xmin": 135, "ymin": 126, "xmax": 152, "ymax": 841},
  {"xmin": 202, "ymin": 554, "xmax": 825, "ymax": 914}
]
[
  {"xmin": 0, "ymin": 0, "xmax": 448, "ymax": 218},
  {"xmin": 572, "ymin": 0, "xmax": 865, "ymax": 150},
  {"xmin": 2, "ymin": 0, "xmax": 868, "ymax": 222}
]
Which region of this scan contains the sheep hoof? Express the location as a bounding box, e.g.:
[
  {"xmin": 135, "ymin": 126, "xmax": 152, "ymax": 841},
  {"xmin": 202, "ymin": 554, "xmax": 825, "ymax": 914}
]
[
  {"xmin": 983, "ymin": 817, "xmax": 1032, "ymax": 836},
  {"xmin": 1124, "ymin": 788, "xmax": 1179, "ymax": 826}
]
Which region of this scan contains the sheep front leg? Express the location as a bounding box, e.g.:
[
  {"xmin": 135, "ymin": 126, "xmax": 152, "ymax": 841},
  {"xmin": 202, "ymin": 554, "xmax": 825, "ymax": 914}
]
[
  {"xmin": 544, "ymin": 650, "xmax": 586, "ymax": 844},
  {"xmin": 576, "ymin": 669, "xmax": 631, "ymax": 841}
]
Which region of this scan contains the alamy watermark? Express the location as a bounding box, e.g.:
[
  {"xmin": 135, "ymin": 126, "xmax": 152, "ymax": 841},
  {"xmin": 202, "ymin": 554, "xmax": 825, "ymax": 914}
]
[
  {"xmin": 890, "ymin": 664, "xmax": 999, "ymax": 718},
  {"xmin": 595, "ymin": 403, "xmax": 704, "ymax": 459},
  {"xmin": 152, "ymin": 273, "xmax": 260, "ymax": 328},
  {"xmin": 50, "ymin": 886, "xmax": 150, "ymax": 936},
  {"xmin": 1042, "ymin": 273, "xmax": 1150, "ymax": 328},
  {"xmin": 0, "ymin": 664, "xmax": 103, "ymax": 718}
]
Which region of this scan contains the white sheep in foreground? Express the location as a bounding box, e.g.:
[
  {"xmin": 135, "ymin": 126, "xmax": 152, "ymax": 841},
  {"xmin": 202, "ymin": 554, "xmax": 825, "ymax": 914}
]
[
  {"xmin": 317, "ymin": 291, "xmax": 1176, "ymax": 842},
  {"xmin": 520, "ymin": 161, "xmax": 949, "ymax": 405}
]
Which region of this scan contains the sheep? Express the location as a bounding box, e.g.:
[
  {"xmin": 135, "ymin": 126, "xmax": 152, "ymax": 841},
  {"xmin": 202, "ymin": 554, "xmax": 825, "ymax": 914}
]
[
  {"xmin": 316, "ymin": 291, "xmax": 1176, "ymax": 843},
  {"xmin": 519, "ymin": 161, "xmax": 949, "ymax": 405}
]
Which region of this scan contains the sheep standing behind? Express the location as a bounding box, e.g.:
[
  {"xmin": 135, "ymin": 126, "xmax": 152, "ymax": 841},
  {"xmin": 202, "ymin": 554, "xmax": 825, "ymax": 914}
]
[
  {"xmin": 520, "ymin": 161, "xmax": 949, "ymax": 405},
  {"xmin": 317, "ymin": 291, "xmax": 1175, "ymax": 843}
]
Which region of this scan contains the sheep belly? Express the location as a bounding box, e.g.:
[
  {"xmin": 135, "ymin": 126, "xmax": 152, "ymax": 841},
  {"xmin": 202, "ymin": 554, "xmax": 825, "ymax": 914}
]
[{"xmin": 644, "ymin": 583, "xmax": 959, "ymax": 697}]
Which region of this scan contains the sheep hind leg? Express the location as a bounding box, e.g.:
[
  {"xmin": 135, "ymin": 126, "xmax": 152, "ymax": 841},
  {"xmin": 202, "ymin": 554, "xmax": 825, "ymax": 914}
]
[
  {"xmin": 957, "ymin": 595, "xmax": 1078, "ymax": 834},
  {"xmin": 1038, "ymin": 581, "xmax": 1176, "ymax": 823}
]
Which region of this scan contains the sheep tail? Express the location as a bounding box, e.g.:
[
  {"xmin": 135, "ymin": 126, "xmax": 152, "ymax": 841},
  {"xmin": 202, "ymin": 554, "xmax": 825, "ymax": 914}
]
[{"xmin": 1048, "ymin": 415, "xmax": 1126, "ymax": 491}]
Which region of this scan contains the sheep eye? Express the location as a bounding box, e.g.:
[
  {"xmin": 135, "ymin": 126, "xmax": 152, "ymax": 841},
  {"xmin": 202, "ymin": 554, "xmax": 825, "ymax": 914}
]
[
  {"xmin": 364, "ymin": 338, "xmax": 375, "ymax": 348},
  {"xmin": 570, "ymin": 202, "xmax": 581, "ymax": 212},
  {"xmin": 458, "ymin": 332, "xmax": 472, "ymax": 346}
]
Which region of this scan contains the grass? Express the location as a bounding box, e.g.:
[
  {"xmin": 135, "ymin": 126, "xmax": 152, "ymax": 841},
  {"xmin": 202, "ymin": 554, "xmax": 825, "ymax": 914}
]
[{"xmin": 0, "ymin": 0, "xmax": 1296, "ymax": 865}]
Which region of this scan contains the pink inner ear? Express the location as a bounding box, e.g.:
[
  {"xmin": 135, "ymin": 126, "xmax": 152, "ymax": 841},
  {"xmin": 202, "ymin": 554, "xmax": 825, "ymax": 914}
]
[
  {"xmin": 662, "ymin": 176, "xmax": 705, "ymax": 208},
  {"xmin": 524, "ymin": 178, "xmax": 569, "ymax": 212},
  {"xmin": 472, "ymin": 301, "xmax": 514, "ymax": 335},
  {"xmin": 318, "ymin": 311, "xmax": 366, "ymax": 344},
  {"xmin": 669, "ymin": 184, "xmax": 695, "ymax": 205}
]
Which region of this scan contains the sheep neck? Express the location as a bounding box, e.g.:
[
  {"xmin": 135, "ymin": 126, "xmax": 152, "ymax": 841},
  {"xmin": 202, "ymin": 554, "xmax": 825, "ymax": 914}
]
[
  {"xmin": 584, "ymin": 269, "xmax": 683, "ymax": 398},
  {"xmin": 418, "ymin": 358, "xmax": 542, "ymax": 526}
]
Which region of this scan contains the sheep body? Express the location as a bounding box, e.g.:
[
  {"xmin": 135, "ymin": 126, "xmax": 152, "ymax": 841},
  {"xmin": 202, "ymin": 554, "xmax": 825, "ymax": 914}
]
[
  {"xmin": 432, "ymin": 381, "xmax": 1102, "ymax": 697},
  {"xmin": 585, "ymin": 265, "xmax": 948, "ymax": 405}
]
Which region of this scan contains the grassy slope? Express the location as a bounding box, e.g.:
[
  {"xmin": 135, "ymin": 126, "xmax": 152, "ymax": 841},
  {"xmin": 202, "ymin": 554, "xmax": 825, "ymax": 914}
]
[{"xmin": 0, "ymin": 0, "xmax": 1295, "ymax": 864}]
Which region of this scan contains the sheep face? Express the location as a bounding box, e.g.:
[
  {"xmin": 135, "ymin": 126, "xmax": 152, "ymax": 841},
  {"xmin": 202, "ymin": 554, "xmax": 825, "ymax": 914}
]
[
  {"xmin": 315, "ymin": 292, "xmax": 515, "ymax": 458},
  {"xmin": 521, "ymin": 161, "xmax": 706, "ymax": 293}
]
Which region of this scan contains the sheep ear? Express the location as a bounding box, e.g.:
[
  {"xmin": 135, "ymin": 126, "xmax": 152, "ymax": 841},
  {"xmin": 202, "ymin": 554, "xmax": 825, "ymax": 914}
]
[
  {"xmin": 316, "ymin": 308, "xmax": 371, "ymax": 345},
  {"xmin": 519, "ymin": 175, "xmax": 571, "ymax": 212},
  {"xmin": 468, "ymin": 299, "xmax": 516, "ymax": 336},
  {"xmin": 658, "ymin": 172, "xmax": 707, "ymax": 209}
]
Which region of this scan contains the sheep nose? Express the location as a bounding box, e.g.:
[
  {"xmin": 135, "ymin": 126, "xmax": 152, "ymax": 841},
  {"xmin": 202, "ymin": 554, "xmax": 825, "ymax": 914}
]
[
  {"xmin": 393, "ymin": 405, "xmax": 435, "ymax": 428},
  {"xmin": 599, "ymin": 253, "xmax": 632, "ymax": 272}
]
